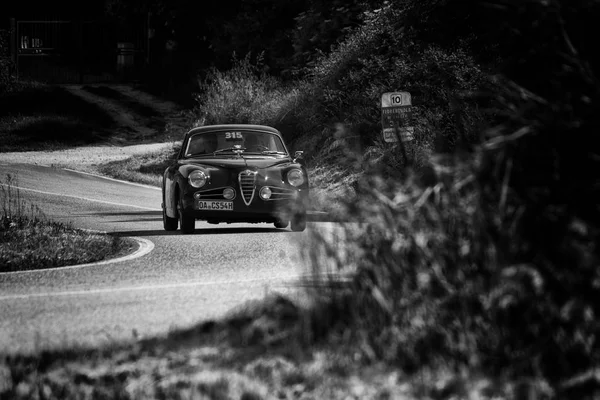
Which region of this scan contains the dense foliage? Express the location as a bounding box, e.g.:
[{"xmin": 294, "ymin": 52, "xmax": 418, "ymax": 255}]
[
  {"xmin": 300, "ymin": 1, "xmax": 600, "ymax": 396},
  {"xmin": 196, "ymin": 0, "xmax": 600, "ymax": 395}
]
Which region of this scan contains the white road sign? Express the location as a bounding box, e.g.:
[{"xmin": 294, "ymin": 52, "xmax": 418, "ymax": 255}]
[{"xmin": 381, "ymin": 92, "xmax": 414, "ymax": 143}]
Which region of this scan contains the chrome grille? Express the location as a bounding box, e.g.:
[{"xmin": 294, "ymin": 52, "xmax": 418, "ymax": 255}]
[
  {"xmin": 266, "ymin": 187, "xmax": 297, "ymax": 201},
  {"xmin": 238, "ymin": 170, "xmax": 256, "ymax": 205},
  {"xmin": 194, "ymin": 187, "xmax": 235, "ymax": 201}
]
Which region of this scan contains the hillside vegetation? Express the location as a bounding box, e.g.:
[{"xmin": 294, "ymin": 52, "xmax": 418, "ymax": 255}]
[{"xmin": 194, "ymin": 0, "xmax": 600, "ymax": 394}]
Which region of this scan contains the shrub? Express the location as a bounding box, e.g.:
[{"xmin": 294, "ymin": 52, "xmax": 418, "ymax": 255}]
[
  {"xmin": 194, "ymin": 54, "xmax": 301, "ymax": 128},
  {"xmin": 301, "ymin": 0, "xmax": 600, "ymax": 394},
  {"xmin": 284, "ymin": 2, "xmax": 489, "ymax": 174}
]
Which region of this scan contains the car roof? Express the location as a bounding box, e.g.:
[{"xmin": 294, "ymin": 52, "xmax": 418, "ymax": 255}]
[{"xmin": 185, "ymin": 124, "xmax": 282, "ymax": 140}]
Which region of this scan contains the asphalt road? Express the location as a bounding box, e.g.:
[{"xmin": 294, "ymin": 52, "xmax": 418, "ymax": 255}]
[{"xmin": 0, "ymin": 163, "xmax": 314, "ymax": 354}]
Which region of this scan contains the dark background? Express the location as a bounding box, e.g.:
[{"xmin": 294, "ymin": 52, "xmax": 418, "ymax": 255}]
[{"xmin": 3, "ymin": 0, "xmax": 376, "ymax": 101}]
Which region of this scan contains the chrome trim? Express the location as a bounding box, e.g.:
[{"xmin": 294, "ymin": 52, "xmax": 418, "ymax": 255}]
[
  {"xmin": 261, "ymin": 186, "xmax": 298, "ymax": 201},
  {"xmin": 195, "ymin": 186, "xmax": 236, "ymax": 201},
  {"xmin": 238, "ymin": 170, "xmax": 257, "ymax": 206}
]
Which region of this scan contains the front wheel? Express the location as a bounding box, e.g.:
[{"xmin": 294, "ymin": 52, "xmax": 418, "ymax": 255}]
[
  {"xmin": 163, "ymin": 203, "xmax": 178, "ymax": 231},
  {"xmin": 290, "ymin": 213, "xmax": 306, "ymax": 232},
  {"xmin": 178, "ymin": 192, "xmax": 195, "ymax": 234},
  {"xmin": 274, "ymin": 219, "xmax": 289, "ymax": 229}
]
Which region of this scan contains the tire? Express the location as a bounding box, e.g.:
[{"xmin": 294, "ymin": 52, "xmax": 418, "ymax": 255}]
[
  {"xmin": 274, "ymin": 220, "xmax": 289, "ymax": 229},
  {"xmin": 163, "ymin": 203, "xmax": 178, "ymax": 231},
  {"xmin": 177, "ymin": 190, "xmax": 195, "ymax": 234},
  {"xmin": 290, "ymin": 213, "xmax": 306, "ymax": 232}
]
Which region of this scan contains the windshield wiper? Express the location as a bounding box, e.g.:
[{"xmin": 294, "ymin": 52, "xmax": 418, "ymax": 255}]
[
  {"xmin": 213, "ymin": 147, "xmax": 245, "ymax": 155},
  {"xmin": 187, "ymin": 153, "xmax": 212, "ymax": 157},
  {"xmin": 260, "ymin": 151, "xmax": 286, "ymax": 155}
]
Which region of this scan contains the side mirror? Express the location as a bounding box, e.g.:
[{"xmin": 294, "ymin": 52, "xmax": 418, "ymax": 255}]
[{"xmin": 293, "ymin": 151, "xmax": 304, "ymax": 162}]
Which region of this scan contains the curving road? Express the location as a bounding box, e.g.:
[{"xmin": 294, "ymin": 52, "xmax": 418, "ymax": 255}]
[{"xmin": 0, "ymin": 163, "xmax": 314, "ymax": 354}]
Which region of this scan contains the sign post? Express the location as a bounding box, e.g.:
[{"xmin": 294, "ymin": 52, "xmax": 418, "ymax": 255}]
[{"xmin": 381, "ymin": 92, "xmax": 414, "ymax": 143}]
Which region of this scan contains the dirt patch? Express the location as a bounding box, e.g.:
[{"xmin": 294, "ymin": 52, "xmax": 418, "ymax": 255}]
[{"xmin": 60, "ymin": 84, "xmax": 192, "ymax": 144}]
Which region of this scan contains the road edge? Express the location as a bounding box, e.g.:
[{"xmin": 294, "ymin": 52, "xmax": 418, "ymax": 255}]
[{"xmin": 0, "ymin": 237, "xmax": 155, "ymax": 275}]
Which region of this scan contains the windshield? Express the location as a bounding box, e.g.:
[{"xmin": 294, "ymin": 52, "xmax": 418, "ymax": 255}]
[{"xmin": 184, "ymin": 130, "xmax": 287, "ymax": 157}]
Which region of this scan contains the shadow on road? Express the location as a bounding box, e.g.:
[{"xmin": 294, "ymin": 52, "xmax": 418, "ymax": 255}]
[
  {"xmin": 111, "ymin": 230, "xmax": 180, "ymax": 237},
  {"xmin": 93, "ymin": 210, "xmax": 347, "ymax": 222},
  {"xmin": 94, "ymin": 211, "xmax": 162, "ymax": 216},
  {"xmin": 93, "ymin": 211, "xmax": 352, "ymax": 228},
  {"xmin": 91, "ymin": 210, "xmax": 163, "ymax": 223},
  {"xmin": 111, "ymin": 226, "xmax": 292, "ymax": 237},
  {"xmin": 111, "ymin": 218, "xmax": 163, "ymax": 223}
]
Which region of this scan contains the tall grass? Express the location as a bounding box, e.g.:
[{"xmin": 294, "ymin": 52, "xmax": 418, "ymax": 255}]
[
  {"xmin": 1, "ymin": 174, "xmax": 44, "ymax": 229},
  {"xmin": 189, "ymin": 0, "xmax": 600, "ymax": 392},
  {"xmin": 1, "ymin": 174, "xmax": 133, "ymax": 272},
  {"xmin": 297, "ymin": 1, "xmax": 600, "ymax": 396},
  {"xmin": 194, "ymin": 54, "xmax": 303, "ymax": 129}
]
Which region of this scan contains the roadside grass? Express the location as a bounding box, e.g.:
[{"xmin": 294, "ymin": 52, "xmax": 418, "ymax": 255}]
[
  {"xmin": 0, "ymin": 82, "xmax": 115, "ymax": 152},
  {"xmin": 0, "ymin": 174, "xmax": 136, "ymax": 272},
  {"xmin": 194, "ymin": 54, "xmax": 300, "ymax": 129},
  {"xmin": 97, "ymin": 144, "xmax": 181, "ymax": 187},
  {"xmin": 0, "ymin": 294, "xmax": 508, "ymax": 399}
]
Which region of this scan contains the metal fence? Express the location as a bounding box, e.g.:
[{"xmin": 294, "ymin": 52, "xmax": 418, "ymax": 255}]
[{"xmin": 11, "ymin": 17, "xmax": 148, "ymax": 83}]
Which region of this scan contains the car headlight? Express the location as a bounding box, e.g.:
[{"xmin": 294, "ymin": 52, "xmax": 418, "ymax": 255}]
[
  {"xmin": 189, "ymin": 170, "xmax": 208, "ymax": 188},
  {"xmin": 260, "ymin": 187, "xmax": 272, "ymax": 200},
  {"xmin": 287, "ymin": 169, "xmax": 305, "ymax": 187}
]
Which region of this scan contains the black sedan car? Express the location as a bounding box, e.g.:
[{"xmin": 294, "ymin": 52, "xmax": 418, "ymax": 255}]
[{"xmin": 162, "ymin": 124, "xmax": 309, "ymax": 234}]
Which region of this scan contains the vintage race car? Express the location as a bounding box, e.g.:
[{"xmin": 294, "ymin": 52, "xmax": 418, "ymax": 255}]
[{"xmin": 162, "ymin": 124, "xmax": 309, "ymax": 234}]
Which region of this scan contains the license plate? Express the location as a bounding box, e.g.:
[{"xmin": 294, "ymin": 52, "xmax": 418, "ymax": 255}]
[{"xmin": 197, "ymin": 201, "xmax": 234, "ymax": 211}]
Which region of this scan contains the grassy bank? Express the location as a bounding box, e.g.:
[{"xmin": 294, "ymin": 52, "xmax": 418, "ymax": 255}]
[
  {"xmin": 0, "ymin": 82, "xmax": 116, "ymax": 152},
  {"xmin": 0, "ymin": 174, "xmax": 135, "ymax": 272},
  {"xmin": 96, "ymin": 145, "xmax": 180, "ymax": 188}
]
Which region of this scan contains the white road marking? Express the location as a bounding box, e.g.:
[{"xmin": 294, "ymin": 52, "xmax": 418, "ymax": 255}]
[
  {"xmin": 61, "ymin": 167, "xmax": 161, "ymax": 190},
  {"xmin": 0, "ymin": 275, "xmax": 300, "ymax": 301},
  {"xmin": 0, "ymin": 237, "xmax": 155, "ymax": 276},
  {"xmin": 7, "ymin": 185, "xmax": 159, "ymax": 211}
]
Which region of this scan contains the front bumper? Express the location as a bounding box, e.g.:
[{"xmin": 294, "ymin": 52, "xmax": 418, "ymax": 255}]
[{"xmin": 181, "ymin": 184, "xmax": 308, "ymax": 223}]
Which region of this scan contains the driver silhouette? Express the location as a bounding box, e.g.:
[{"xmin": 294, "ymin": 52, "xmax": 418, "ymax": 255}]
[{"xmin": 244, "ymin": 135, "xmax": 260, "ymax": 152}]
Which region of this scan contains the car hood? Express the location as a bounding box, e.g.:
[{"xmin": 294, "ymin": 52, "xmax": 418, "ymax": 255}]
[{"xmin": 180, "ymin": 156, "xmax": 292, "ymax": 170}]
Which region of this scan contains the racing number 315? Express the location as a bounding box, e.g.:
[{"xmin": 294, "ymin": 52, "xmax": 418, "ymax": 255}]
[{"xmin": 225, "ymin": 132, "xmax": 243, "ymax": 140}]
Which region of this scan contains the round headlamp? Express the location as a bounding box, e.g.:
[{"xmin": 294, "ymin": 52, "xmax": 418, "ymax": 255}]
[
  {"xmin": 189, "ymin": 170, "xmax": 208, "ymax": 188},
  {"xmin": 260, "ymin": 187, "xmax": 272, "ymax": 200},
  {"xmin": 223, "ymin": 187, "xmax": 235, "ymax": 200},
  {"xmin": 287, "ymin": 169, "xmax": 305, "ymax": 187}
]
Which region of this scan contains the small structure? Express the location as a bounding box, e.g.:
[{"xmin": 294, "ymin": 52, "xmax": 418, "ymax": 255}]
[{"xmin": 9, "ymin": 16, "xmax": 148, "ymax": 83}]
